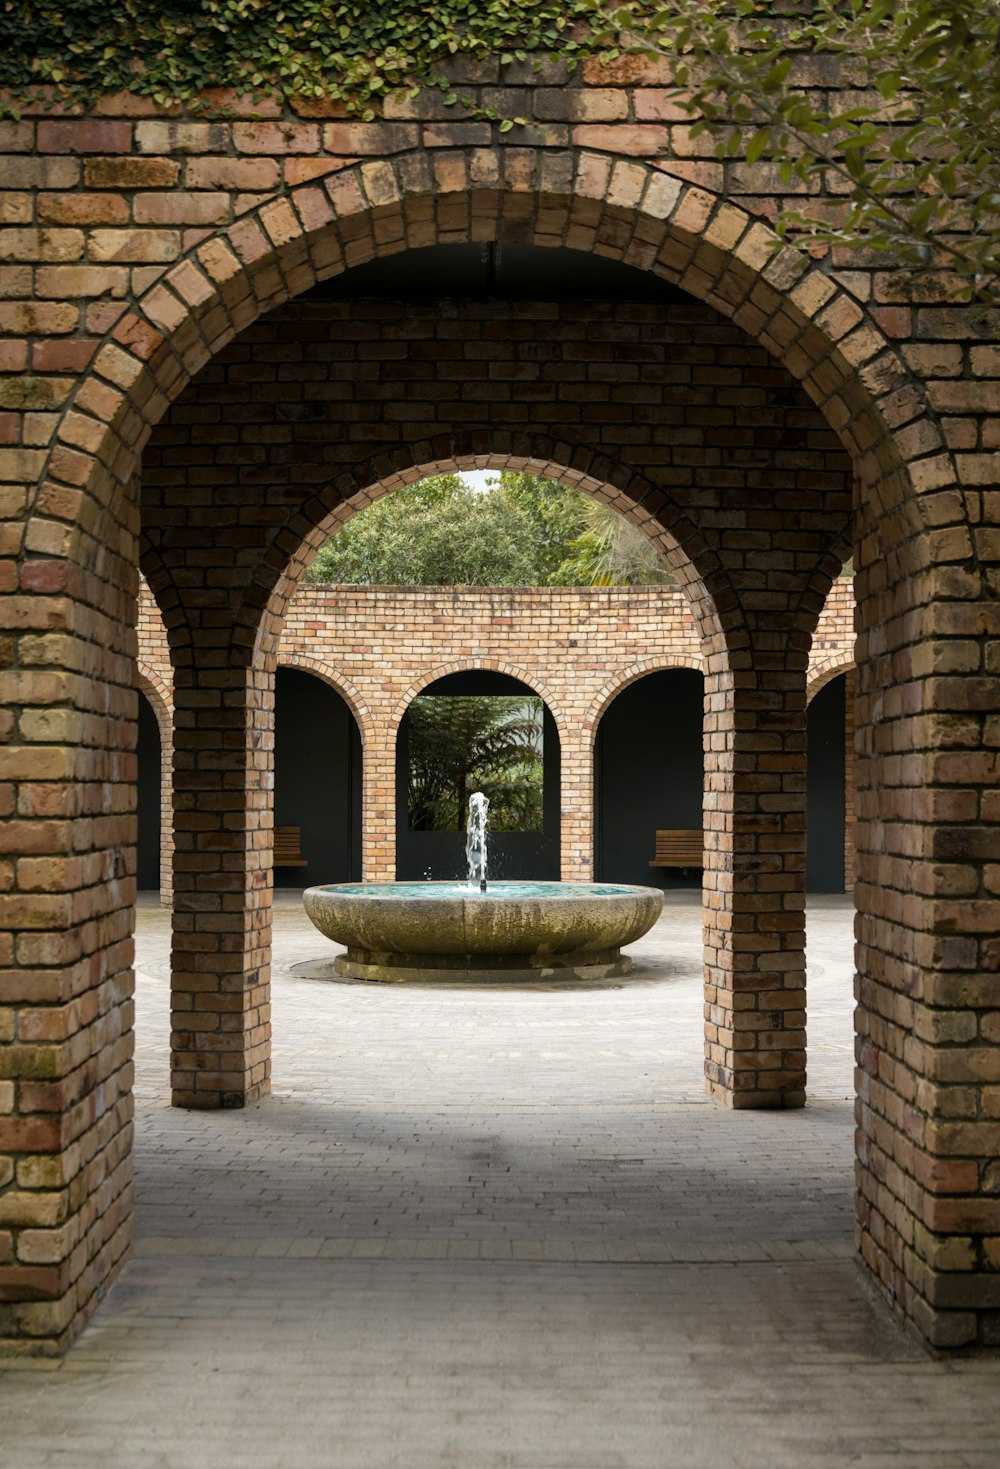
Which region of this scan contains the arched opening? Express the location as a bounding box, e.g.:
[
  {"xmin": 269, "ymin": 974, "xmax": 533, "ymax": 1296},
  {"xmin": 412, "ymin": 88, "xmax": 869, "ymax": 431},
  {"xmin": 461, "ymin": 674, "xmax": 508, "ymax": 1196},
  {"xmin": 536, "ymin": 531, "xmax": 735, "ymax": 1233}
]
[
  {"xmin": 594, "ymin": 669, "xmax": 704, "ymax": 889},
  {"xmin": 806, "ymin": 673, "xmax": 850, "ymax": 894},
  {"xmin": 136, "ymin": 689, "xmax": 163, "ymax": 894},
  {"xmin": 395, "ymin": 670, "xmax": 560, "ymax": 882},
  {"xmin": 13, "ymin": 148, "xmax": 970, "ymax": 1356},
  {"xmin": 274, "ymin": 667, "xmax": 363, "ymax": 889}
]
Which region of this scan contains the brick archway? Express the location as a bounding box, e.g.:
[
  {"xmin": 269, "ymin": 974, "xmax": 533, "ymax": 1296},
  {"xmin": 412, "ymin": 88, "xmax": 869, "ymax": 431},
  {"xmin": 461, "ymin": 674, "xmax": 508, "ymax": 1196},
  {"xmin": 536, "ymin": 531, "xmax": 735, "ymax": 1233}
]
[
  {"xmin": 585, "ymin": 657, "xmax": 705, "ymax": 748},
  {"xmin": 276, "ymin": 653, "xmax": 372, "ymax": 751},
  {"xmin": 4, "ymin": 138, "xmax": 993, "ymax": 1356},
  {"xmin": 807, "ymin": 658, "xmax": 855, "ymax": 705}
]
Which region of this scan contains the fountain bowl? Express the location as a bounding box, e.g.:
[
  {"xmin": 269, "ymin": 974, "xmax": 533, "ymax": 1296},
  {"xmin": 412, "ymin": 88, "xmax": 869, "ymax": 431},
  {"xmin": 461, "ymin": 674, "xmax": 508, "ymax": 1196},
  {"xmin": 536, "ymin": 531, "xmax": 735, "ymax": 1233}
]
[{"xmin": 302, "ymin": 880, "xmax": 664, "ymax": 983}]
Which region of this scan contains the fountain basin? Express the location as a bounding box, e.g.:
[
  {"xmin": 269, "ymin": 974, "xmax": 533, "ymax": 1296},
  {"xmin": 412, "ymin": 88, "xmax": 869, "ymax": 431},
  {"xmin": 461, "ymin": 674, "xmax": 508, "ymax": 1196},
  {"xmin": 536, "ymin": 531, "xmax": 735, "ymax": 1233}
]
[{"xmin": 302, "ymin": 880, "xmax": 664, "ymax": 982}]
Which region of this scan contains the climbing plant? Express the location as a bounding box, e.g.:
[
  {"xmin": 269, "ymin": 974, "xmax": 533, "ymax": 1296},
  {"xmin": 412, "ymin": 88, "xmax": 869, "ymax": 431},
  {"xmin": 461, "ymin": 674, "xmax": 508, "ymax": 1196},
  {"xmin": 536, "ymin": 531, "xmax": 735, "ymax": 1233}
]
[
  {"xmin": 0, "ymin": 0, "xmax": 996, "ymax": 295},
  {"xmin": 0, "ymin": 0, "xmax": 626, "ymax": 118}
]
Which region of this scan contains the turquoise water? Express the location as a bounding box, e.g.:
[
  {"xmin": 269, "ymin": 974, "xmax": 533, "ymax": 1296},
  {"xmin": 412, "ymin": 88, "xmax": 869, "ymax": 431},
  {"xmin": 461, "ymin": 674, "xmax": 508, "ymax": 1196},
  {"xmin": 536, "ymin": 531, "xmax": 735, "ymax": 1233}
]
[{"xmin": 312, "ymin": 882, "xmax": 650, "ymax": 899}]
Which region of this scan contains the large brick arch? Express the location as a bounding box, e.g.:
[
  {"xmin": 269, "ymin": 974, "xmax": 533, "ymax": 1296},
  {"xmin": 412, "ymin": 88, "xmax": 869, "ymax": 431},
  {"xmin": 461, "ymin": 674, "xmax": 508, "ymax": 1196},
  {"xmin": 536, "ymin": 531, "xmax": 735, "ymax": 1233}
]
[
  {"xmin": 251, "ymin": 442, "xmax": 728, "ymax": 674},
  {"xmin": 4, "ymin": 123, "xmax": 995, "ymax": 1359},
  {"xmin": 28, "ymin": 148, "xmax": 933, "ymax": 592}
]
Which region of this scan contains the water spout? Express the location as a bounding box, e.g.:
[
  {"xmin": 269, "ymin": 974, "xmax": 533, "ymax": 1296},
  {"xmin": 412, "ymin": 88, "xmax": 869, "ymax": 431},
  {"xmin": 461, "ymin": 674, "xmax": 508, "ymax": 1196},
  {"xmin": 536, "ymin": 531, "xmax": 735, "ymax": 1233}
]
[{"xmin": 466, "ymin": 791, "xmax": 489, "ymax": 890}]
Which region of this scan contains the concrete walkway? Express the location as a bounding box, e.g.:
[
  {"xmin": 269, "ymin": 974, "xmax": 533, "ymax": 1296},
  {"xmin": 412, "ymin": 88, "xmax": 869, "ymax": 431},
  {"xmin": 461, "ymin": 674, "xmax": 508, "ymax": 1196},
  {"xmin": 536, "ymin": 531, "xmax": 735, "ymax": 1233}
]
[{"xmin": 3, "ymin": 892, "xmax": 999, "ymax": 1467}]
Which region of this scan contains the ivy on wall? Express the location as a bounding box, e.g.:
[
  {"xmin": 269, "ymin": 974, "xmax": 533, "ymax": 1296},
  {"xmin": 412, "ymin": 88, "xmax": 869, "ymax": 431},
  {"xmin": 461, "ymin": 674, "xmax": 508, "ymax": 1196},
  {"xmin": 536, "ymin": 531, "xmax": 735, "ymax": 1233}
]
[{"xmin": 0, "ymin": 0, "xmax": 631, "ymax": 116}]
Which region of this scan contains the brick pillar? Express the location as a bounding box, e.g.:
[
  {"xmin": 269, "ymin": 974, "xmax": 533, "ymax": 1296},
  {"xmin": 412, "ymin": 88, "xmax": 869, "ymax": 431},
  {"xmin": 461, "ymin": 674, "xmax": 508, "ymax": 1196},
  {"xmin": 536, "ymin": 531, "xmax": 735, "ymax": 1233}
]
[
  {"xmin": 703, "ymin": 668, "xmax": 807, "ymax": 1108},
  {"xmin": 363, "ymin": 730, "xmax": 394, "ymax": 881},
  {"xmin": 0, "ymin": 557, "xmax": 137, "ymax": 1355},
  {"xmin": 170, "ymin": 663, "xmax": 273, "ymax": 1109},
  {"xmin": 853, "ymin": 546, "xmax": 1000, "ymax": 1348},
  {"xmin": 557, "ymin": 720, "xmax": 591, "ymax": 882}
]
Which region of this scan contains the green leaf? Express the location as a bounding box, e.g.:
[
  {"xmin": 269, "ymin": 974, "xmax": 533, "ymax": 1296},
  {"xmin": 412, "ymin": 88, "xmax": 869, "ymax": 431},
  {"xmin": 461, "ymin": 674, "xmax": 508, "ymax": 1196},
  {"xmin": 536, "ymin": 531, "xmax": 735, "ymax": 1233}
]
[{"xmin": 746, "ymin": 127, "xmax": 770, "ymax": 165}]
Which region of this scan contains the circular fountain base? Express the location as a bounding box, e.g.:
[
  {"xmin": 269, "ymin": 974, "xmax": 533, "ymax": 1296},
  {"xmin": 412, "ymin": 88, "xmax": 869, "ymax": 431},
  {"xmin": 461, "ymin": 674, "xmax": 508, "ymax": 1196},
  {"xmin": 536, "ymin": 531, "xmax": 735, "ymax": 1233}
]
[
  {"xmin": 303, "ymin": 880, "xmax": 664, "ymax": 985},
  {"xmin": 333, "ymin": 946, "xmax": 634, "ymax": 984}
]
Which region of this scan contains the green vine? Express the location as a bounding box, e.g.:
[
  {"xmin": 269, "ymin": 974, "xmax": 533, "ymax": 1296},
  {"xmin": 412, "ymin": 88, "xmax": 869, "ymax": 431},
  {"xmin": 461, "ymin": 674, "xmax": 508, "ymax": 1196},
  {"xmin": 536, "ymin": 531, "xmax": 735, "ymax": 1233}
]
[{"xmin": 0, "ymin": 1, "xmax": 634, "ymax": 118}]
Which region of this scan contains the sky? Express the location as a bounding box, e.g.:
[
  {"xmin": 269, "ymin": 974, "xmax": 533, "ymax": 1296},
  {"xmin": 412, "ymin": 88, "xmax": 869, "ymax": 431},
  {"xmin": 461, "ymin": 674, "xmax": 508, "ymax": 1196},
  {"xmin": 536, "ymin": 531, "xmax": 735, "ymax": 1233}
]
[{"xmin": 459, "ymin": 470, "xmax": 494, "ymax": 493}]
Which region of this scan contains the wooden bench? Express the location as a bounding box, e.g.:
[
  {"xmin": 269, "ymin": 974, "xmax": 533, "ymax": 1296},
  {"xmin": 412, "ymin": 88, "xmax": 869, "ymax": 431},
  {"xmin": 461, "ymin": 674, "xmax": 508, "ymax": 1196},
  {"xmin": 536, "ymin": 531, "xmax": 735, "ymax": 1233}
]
[
  {"xmin": 274, "ymin": 826, "xmax": 307, "ymax": 868},
  {"xmin": 649, "ymin": 829, "xmax": 703, "ymax": 870}
]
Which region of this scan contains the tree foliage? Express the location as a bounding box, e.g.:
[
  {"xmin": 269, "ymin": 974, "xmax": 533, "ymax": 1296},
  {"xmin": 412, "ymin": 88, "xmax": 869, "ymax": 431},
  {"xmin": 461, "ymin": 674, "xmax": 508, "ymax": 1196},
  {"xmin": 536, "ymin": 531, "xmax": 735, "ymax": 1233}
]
[
  {"xmin": 307, "ymin": 474, "xmax": 576, "ymax": 585},
  {"xmin": 590, "ymin": 0, "xmax": 1000, "ymax": 300},
  {"xmin": 406, "ymin": 695, "xmax": 543, "ymax": 832},
  {"xmin": 305, "ymin": 473, "xmax": 671, "ymax": 587},
  {"xmin": 551, "ymin": 497, "xmax": 672, "ymax": 586}
]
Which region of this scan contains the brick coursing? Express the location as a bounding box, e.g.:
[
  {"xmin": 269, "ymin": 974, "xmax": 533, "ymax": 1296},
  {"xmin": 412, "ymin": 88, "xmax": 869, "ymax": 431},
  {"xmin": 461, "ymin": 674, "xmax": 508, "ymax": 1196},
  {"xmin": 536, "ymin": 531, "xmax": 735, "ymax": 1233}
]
[
  {"xmin": 137, "ymin": 576, "xmax": 856, "ymax": 889},
  {"xmin": 0, "ymin": 62, "xmax": 996, "ymax": 1353}
]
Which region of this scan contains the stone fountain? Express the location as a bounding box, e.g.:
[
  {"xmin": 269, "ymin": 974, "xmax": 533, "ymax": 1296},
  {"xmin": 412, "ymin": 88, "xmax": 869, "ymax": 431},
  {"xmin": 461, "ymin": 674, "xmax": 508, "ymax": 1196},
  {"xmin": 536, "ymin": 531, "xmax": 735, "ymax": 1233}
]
[{"xmin": 303, "ymin": 792, "xmax": 663, "ymax": 982}]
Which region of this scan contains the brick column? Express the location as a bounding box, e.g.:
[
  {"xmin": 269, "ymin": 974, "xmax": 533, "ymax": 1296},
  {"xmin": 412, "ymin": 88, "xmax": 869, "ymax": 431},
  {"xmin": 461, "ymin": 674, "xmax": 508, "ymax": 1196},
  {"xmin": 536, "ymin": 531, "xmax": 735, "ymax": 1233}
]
[
  {"xmin": 170, "ymin": 663, "xmax": 273, "ymax": 1109},
  {"xmin": 703, "ymin": 668, "xmax": 807, "ymax": 1108},
  {"xmin": 853, "ymin": 510, "xmax": 1000, "ymax": 1349},
  {"xmin": 0, "ymin": 555, "xmax": 137, "ymax": 1354},
  {"xmin": 556, "ymin": 718, "xmax": 591, "ymax": 882},
  {"xmin": 362, "ymin": 730, "xmax": 394, "ymax": 881}
]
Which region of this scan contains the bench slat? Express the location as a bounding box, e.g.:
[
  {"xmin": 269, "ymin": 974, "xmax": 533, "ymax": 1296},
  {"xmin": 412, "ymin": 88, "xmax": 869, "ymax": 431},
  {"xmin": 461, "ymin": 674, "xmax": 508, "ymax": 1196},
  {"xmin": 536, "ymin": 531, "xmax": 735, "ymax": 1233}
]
[
  {"xmin": 275, "ymin": 825, "xmax": 308, "ymax": 868},
  {"xmin": 649, "ymin": 828, "xmax": 703, "ymax": 869}
]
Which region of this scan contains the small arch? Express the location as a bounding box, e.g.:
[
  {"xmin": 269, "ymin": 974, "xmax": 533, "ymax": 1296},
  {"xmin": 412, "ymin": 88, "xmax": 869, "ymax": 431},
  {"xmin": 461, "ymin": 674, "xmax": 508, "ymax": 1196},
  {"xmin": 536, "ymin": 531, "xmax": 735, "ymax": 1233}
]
[
  {"xmin": 390, "ymin": 657, "xmax": 570, "ymax": 750},
  {"xmin": 136, "ymin": 664, "xmax": 173, "ymax": 903},
  {"xmin": 276, "ymin": 652, "xmax": 373, "ymax": 757},
  {"xmin": 592, "ymin": 665, "xmax": 706, "ymax": 888},
  {"xmin": 807, "ymin": 658, "xmax": 855, "ymax": 705},
  {"xmin": 250, "ymin": 439, "xmax": 726, "ymax": 681},
  {"xmin": 585, "ymin": 656, "xmax": 705, "ymax": 751},
  {"xmin": 273, "ymin": 665, "xmax": 364, "ymax": 886},
  {"xmin": 395, "ymin": 665, "xmax": 561, "ymax": 881}
]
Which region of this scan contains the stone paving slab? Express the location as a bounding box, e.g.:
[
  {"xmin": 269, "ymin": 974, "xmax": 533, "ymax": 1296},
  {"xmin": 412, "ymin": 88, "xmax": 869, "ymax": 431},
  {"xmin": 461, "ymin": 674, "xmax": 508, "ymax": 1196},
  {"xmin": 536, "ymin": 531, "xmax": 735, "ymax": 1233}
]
[{"xmin": 2, "ymin": 892, "xmax": 999, "ymax": 1468}]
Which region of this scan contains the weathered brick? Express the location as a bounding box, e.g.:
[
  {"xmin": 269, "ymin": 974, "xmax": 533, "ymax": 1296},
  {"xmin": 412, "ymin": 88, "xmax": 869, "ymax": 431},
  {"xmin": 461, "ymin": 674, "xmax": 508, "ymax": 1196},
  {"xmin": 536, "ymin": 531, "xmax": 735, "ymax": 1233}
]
[
  {"xmin": 88, "ymin": 229, "xmax": 181, "ymax": 263},
  {"xmin": 0, "ymin": 303, "xmax": 79, "ymax": 335},
  {"xmin": 37, "ymin": 120, "xmax": 132, "ymax": 154},
  {"xmin": 84, "ymin": 156, "xmax": 181, "ymax": 189},
  {"xmin": 35, "ymin": 266, "xmax": 129, "ymax": 300},
  {"xmin": 185, "ymin": 158, "xmax": 281, "ymax": 192},
  {"xmin": 37, "ymin": 192, "xmax": 130, "ymax": 226},
  {"xmin": 135, "ymin": 121, "xmax": 229, "ymax": 154},
  {"xmin": 133, "ymin": 192, "xmax": 230, "ymax": 226},
  {"xmin": 0, "ymin": 229, "xmax": 84, "ymax": 263},
  {"xmin": 232, "ymin": 122, "xmax": 322, "ymax": 154}
]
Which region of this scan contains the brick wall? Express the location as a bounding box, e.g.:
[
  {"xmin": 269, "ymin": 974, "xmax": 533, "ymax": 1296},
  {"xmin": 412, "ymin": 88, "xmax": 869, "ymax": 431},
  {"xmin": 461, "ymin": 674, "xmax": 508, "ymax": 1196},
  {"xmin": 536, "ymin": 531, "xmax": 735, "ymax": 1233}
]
[
  {"xmin": 138, "ymin": 576, "xmax": 856, "ymax": 884},
  {"xmin": 0, "ymin": 61, "xmax": 996, "ymax": 1352}
]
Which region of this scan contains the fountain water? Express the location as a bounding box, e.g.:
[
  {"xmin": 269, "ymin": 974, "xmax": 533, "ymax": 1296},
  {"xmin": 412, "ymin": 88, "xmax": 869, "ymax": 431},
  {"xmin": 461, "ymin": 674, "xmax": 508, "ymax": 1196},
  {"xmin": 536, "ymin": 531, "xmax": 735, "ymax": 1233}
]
[
  {"xmin": 466, "ymin": 790, "xmax": 489, "ymax": 890},
  {"xmin": 303, "ymin": 794, "xmax": 664, "ymax": 983}
]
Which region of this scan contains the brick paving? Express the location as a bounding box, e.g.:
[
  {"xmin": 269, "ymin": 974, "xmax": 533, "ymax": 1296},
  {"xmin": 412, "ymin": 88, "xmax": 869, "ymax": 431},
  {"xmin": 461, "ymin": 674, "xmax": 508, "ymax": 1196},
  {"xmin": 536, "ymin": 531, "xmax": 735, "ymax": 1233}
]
[{"xmin": 2, "ymin": 891, "xmax": 998, "ymax": 1467}]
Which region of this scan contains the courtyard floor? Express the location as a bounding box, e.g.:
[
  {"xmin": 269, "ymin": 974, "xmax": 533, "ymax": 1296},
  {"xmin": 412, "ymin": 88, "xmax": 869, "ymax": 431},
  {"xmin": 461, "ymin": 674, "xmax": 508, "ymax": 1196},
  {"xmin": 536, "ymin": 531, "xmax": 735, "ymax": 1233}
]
[{"xmin": 2, "ymin": 890, "xmax": 999, "ymax": 1467}]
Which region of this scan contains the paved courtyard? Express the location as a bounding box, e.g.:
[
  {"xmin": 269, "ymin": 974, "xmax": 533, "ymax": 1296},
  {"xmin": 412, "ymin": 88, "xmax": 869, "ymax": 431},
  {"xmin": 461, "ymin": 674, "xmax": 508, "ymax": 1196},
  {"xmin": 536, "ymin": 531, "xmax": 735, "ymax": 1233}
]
[{"xmin": 2, "ymin": 891, "xmax": 999, "ymax": 1467}]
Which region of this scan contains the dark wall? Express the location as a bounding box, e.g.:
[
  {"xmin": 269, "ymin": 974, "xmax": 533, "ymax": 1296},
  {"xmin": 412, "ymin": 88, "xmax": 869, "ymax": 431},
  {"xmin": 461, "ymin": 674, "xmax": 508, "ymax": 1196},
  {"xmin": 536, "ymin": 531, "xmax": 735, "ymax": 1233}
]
[
  {"xmin": 595, "ymin": 669, "xmax": 704, "ymax": 889},
  {"xmin": 274, "ymin": 667, "xmax": 362, "ymax": 888},
  {"xmin": 807, "ymin": 675, "xmax": 846, "ymax": 893},
  {"xmin": 136, "ymin": 691, "xmax": 162, "ymax": 892},
  {"xmin": 396, "ymin": 671, "xmax": 560, "ymax": 881}
]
